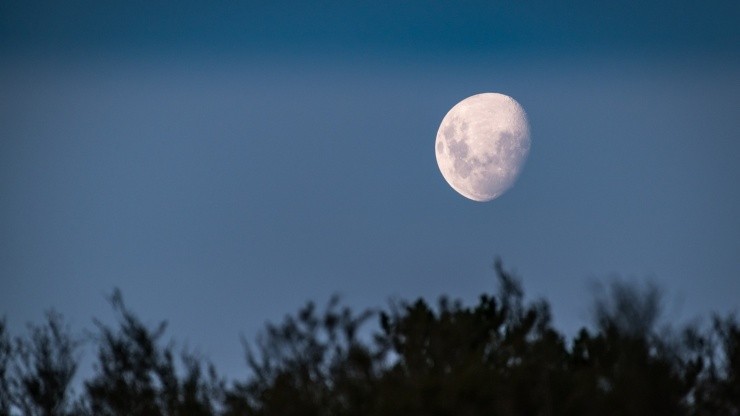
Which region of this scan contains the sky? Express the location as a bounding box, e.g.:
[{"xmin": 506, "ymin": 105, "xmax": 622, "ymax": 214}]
[{"xmin": 2, "ymin": 0, "xmax": 739, "ymax": 380}]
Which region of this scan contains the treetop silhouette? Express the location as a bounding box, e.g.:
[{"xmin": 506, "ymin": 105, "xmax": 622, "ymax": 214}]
[{"xmin": 1, "ymin": 260, "xmax": 738, "ymax": 415}]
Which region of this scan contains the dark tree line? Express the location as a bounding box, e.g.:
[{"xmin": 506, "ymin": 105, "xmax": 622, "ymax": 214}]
[{"xmin": 1, "ymin": 260, "xmax": 738, "ymax": 415}]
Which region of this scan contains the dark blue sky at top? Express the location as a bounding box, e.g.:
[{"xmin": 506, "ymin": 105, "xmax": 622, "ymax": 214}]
[
  {"xmin": 2, "ymin": 0, "xmax": 739, "ymax": 55},
  {"xmin": 2, "ymin": 1, "xmax": 739, "ymax": 379}
]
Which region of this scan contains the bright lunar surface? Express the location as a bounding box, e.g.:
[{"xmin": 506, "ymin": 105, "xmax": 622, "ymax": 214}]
[{"xmin": 435, "ymin": 93, "xmax": 530, "ymax": 202}]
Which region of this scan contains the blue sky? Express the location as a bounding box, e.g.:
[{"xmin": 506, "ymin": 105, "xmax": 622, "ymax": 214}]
[{"xmin": 2, "ymin": 1, "xmax": 739, "ymax": 379}]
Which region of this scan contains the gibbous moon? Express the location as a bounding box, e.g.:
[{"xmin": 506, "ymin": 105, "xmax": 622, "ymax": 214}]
[{"xmin": 435, "ymin": 93, "xmax": 530, "ymax": 202}]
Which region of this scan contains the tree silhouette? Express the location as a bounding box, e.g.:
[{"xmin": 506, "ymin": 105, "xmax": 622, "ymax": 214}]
[
  {"xmin": 222, "ymin": 295, "xmax": 377, "ymax": 416},
  {"xmin": 370, "ymin": 260, "xmax": 566, "ymax": 416},
  {"xmin": 2, "ymin": 260, "xmax": 739, "ymax": 415},
  {"xmin": 83, "ymin": 289, "xmax": 220, "ymax": 416},
  {"xmin": 5, "ymin": 312, "xmax": 80, "ymax": 416},
  {"xmin": 692, "ymin": 314, "xmax": 740, "ymax": 415},
  {"xmin": 0, "ymin": 319, "xmax": 12, "ymax": 416}
]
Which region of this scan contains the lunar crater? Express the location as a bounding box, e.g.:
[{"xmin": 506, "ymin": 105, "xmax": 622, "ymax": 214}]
[{"xmin": 447, "ymin": 137, "xmax": 469, "ymax": 159}]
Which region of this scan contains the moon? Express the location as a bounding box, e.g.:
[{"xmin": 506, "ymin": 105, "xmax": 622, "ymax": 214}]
[{"xmin": 435, "ymin": 93, "xmax": 530, "ymax": 202}]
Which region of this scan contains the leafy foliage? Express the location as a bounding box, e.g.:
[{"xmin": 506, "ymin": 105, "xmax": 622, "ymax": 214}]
[
  {"xmin": 0, "ymin": 320, "xmax": 11, "ymax": 416},
  {"xmin": 4, "ymin": 312, "xmax": 80, "ymax": 416},
  {"xmin": 83, "ymin": 289, "xmax": 221, "ymax": 416},
  {"xmin": 2, "ymin": 261, "xmax": 738, "ymax": 415}
]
